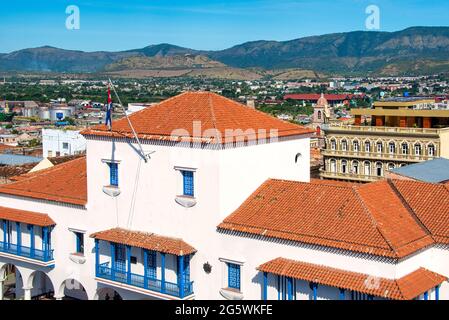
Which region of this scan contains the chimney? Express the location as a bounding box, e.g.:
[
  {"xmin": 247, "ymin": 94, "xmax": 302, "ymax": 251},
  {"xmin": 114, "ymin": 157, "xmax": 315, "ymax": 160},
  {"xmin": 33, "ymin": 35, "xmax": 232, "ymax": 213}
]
[{"xmin": 246, "ymin": 100, "xmax": 255, "ymax": 109}]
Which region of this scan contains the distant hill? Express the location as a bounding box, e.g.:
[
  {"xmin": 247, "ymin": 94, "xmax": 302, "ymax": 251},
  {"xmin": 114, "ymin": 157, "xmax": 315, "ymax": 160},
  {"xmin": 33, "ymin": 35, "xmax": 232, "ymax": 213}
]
[{"xmin": 3, "ymin": 27, "xmax": 449, "ymax": 76}]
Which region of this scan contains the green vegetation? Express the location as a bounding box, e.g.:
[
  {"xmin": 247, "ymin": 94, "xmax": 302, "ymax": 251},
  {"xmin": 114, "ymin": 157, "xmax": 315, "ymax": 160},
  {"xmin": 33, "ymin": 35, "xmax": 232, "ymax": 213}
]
[{"xmin": 257, "ymin": 99, "xmax": 314, "ymax": 117}]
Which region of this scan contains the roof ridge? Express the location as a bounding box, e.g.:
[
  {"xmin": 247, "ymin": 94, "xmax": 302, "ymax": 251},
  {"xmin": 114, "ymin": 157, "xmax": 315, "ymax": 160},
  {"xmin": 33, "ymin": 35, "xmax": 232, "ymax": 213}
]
[
  {"xmin": 352, "ymin": 185, "xmax": 399, "ymax": 257},
  {"xmin": 387, "ymin": 179, "xmax": 435, "ymax": 241}
]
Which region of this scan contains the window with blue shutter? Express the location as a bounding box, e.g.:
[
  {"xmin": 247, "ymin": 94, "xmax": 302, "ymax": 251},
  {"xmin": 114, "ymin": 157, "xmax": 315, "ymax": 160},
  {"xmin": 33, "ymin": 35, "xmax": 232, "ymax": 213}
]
[
  {"xmin": 108, "ymin": 163, "xmax": 118, "ymax": 186},
  {"xmin": 227, "ymin": 263, "xmax": 241, "ymax": 290},
  {"xmin": 75, "ymin": 232, "xmax": 84, "ymax": 254},
  {"xmin": 182, "ymin": 170, "xmax": 194, "ymax": 197},
  {"xmin": 146, "ymin": 250, "xmax": 157, "ymax": 279}
]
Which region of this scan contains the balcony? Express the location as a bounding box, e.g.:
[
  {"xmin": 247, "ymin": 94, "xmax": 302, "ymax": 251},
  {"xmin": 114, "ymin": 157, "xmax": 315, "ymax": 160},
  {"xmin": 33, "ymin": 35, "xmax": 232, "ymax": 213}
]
[
  {"xmin": 319, "ymin": 170, "xmax": 384, "ymax": 183},
  {"xmin": 91, "ymin": 228, "xmax": 197, "ymax": 300},
  {"xmin": 0, "ymin": 209, "xmax": 55, "ymax": 267},
  {"xmin": 0, "ymin": 241, "xmax": 54, "ymax": 263},
  {"xmin": 97, "ymin": 262, "xmax": 193, "ymax": 298},
  {"xmin": 322, "ymin": 124, "xmax": 449, "ymax": 137},
  {"xmin": 321, "ymin": 149, "xmax": 434, "ymax": 162}
]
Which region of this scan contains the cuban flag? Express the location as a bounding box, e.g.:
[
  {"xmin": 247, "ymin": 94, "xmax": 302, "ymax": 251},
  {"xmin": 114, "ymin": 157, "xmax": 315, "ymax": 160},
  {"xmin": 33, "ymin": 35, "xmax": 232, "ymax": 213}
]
[{"xmin": 105, "ymin": 85, "xmax": 113, "ymax": 130}]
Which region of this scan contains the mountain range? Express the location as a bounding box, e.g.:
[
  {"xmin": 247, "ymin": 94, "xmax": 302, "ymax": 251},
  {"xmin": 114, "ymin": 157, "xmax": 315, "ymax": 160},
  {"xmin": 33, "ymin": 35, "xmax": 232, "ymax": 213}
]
[{"xmin": 2, "ymin": 27, "xmax": 449, "ymax": 77}]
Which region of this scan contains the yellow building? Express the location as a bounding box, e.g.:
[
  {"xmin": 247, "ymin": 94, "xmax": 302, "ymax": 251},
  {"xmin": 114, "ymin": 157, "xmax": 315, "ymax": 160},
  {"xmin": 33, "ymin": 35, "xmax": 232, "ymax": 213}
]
[{"xmin": 320, "ymin": 97, "xmax": 449, "ymax": 182}]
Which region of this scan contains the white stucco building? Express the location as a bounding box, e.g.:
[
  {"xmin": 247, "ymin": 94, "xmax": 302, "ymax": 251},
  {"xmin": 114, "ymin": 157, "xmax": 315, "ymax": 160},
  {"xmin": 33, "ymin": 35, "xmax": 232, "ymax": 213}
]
[
  {"xmin": 0, "ymin": 92, "xmax": 447, "ymax": 301},
  {"xmin": 42, "ymin": 129, "xmax": 87, "ymax": 158}
]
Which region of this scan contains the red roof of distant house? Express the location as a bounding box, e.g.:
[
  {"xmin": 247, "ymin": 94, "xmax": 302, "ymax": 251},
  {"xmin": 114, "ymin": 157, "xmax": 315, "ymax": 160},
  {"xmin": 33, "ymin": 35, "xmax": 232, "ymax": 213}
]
[
  {"xmin": 218, "ymin": 179, "xmax": 444, "ymax": 259},
  {"xmin": 258, "ymin": 257, "xmax": 446, "ymax": 300},
  {"xmin": 0, "ymin": 157, "xmax": 87, "ymax": 206},
  {"xmin": 284, "ymin": 94, "xmax": 365, "ymax": 101},
  {"xmin": 82, "ymin": 92, "xmax": 314, "ymax": 144}
]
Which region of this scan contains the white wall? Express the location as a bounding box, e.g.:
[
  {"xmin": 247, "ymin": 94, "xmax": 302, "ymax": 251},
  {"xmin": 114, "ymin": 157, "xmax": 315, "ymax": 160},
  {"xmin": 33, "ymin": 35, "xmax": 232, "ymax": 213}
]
[{"xmin": 42, "ymin": 129, "xmax": 86, "ymax": 157}]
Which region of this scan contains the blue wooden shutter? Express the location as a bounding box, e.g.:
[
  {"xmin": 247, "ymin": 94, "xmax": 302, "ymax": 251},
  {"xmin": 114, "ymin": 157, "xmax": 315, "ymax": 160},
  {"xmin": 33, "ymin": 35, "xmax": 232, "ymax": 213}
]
[
  {"xmin": 228, "ymin": 263, "xmax": 240, "ymax": 290},
  {"xmin": 109, "ymin": 163, "xmax": 118, "ymax": 186},
  {"xmin": 182, "ymin": 171, "xmax": 194, "ymax": 197}
]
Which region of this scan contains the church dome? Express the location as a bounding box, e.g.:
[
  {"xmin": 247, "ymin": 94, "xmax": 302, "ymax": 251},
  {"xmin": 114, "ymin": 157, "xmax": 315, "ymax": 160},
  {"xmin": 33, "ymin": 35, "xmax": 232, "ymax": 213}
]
[{"xmin": 316, "ymin": 93, "xmax": 328, "ymax": 107}]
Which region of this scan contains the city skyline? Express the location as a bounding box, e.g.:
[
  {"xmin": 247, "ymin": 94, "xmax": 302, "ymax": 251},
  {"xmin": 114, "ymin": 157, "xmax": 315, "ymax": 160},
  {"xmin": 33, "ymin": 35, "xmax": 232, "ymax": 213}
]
[{"xmin": 1, "ymin": 0, "xmax": 449, "ymax": 53}]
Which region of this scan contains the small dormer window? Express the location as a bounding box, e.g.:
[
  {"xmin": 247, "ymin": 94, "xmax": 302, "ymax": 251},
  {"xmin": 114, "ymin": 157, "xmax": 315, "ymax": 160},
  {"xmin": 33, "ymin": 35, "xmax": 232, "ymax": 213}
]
[{"xmin": 182, "ymin": 170, "xmax": 194, "ymax": 197}]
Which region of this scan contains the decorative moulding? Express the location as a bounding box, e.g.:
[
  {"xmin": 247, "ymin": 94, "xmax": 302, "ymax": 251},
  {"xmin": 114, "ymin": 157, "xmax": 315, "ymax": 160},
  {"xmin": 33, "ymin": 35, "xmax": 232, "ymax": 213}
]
[
  {"xmin": 219, "ymin": 288, "xmax": 244, "ymax": 300},
  {"xmin": 103, "ymin": 185, "xmax": 121, "ymax": 197},
  {"xmin": 175, "ymin": 195, "xmax": 197, "ymax": 208},
  {"xmin": 69, "ymin": 253, "xmax": 86, "ymax": 264}
]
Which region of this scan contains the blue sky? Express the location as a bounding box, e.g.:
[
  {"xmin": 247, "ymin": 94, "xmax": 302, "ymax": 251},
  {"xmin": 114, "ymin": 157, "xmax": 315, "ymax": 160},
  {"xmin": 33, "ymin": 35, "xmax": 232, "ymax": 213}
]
[{"xmin": 1, "ymin": 0, "xmax": 448, "ymax": 53}]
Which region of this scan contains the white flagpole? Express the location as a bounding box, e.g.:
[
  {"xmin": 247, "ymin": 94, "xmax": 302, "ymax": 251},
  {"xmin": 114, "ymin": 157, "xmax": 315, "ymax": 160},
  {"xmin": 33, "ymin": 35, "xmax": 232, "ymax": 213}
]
[{"xmin": 108, "ymin": 78, "xmax": 149, "ymax": 163}]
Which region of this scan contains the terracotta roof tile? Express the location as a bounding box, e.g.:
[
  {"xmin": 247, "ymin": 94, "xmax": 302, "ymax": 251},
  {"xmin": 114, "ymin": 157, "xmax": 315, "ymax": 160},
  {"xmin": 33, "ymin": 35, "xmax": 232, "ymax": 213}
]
[
  {"xmin": 90, "ymin": 228, "xmax": 196, "ymax": 256},
  {"xmin": 0, "ymin": 157, "xmax": 87, "ymax": 206},
  {"xmin": 218, "ymin": 179, "xmax": 434, "ymax": 258},
  {"xmin": 82, "ymin": 92, "xmax": 314, "ymax": 144},
  {"xmin": 0, "ymin": 206, "xmax": 55, "ymax": 227},
  {"xmin": 391, "ymin": 180, "xmax": 449, "ymax": 244},
  {"xmin": 257, "ymin": 257, "xmax": 446, "ymax": 300}
]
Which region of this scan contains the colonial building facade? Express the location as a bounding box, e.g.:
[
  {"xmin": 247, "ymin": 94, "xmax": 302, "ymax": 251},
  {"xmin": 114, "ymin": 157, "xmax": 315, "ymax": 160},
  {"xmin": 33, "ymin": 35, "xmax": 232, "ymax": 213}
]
[
  {"xmin": 321, "ymin": 98, "xmax": 449, "ymax": 182},
  {"xmin": 0, "ymin": 92, "xmax": 447, "ymax": 301}
]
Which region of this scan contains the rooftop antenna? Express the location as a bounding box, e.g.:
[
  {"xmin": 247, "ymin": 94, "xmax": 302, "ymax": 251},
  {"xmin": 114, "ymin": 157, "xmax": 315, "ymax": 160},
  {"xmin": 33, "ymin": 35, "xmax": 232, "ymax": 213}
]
[{"xmin": 108, "ymin": 78, "xmax": 154, "ymax": 163}]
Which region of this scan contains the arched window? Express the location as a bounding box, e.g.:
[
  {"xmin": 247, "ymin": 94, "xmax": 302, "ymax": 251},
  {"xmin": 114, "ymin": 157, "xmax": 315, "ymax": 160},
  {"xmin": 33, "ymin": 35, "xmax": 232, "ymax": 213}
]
[
  {"xmin": 341, "ymin": 140, "xmax": 348, "ymax": 151},
  {"xmin": 295, "ymin": 153, "xmax": 302, "ymax": 164},
  {"xmin": 376, "ymin": 142, "xmax": 383, "ymax": 153},
  {"xmin": 352, "ymin": 161, "xmax": 359, "ymax": 174},
  {"xmin": 414, "ymin": 144, "xmax": 422, "ymax": 156},
  {"xmin": 330, "ymin": 159, "xmax": 337, "ymax": 173},
  {"xmin": 388, "ymin": 163, "xmax": 395, "ymax": 171},
  {"xmin": 341, "ymin": 160, "xmax": 348, "ymax": 174},
  {"xmin": 353, "ymin": 141, "xmax": 360, "ymax": 152},
  {"xmin": 401, "ymin": 143, "xmax": 409, "ymax": 155},
  {"xmin": 330, "ymin": 139, "xmax": 336, "ymax": 151},
  {"xmin": 364, "ymin": 161, "xmax": 371, "ymax": 176},
  {"xmin": 365, "ymin": 141, "xmax": 371, "ymax": 152},
  {"xmin": 428, "ymin": 144, "xmax": 436, "ymax": 157},
  {"xmin": 389, "ymin": 142, "xmax": 396, "ymax": 154},
  {"xmin": 317, "ymin": 110, "xmax": 322, "ymax": 120},
  {"xmin": 376, "ymin": 162, "xmax": 383, "ymax": 177}
]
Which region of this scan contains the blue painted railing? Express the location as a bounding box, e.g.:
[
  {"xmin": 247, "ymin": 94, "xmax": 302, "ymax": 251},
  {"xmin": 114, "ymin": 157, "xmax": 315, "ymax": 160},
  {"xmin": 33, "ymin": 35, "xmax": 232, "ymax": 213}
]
[
  {"xmin": 97, "ymin": 262, "xmax": 194, "ymax": 298},
  {"xmin": 0, "ymin": 241, "xmax": 54, "ymax": 262}
]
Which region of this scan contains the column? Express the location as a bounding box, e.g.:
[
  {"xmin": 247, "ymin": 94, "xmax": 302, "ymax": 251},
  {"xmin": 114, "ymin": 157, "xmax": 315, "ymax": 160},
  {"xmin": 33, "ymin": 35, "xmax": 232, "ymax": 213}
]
[
  {"xmin": 277, "ymin": 275, "xmax": 280, "ymax": 301},
  {"xmin": 0, "ymin": 279, "xmax": 4, "ymax": 300},
  {"xmin": 42, "ymin": 227, "xmax": 48, "ymax": 260},
  {"xmin": 23, "ymin": 286, "xmax": 32, "ymax": 300},
  {"xmin": 30, "ymin": 225, "xmax": 35, "ymax": 258},
  {"xmin": 143, "ymin": 249, "xmax": 148, "ymax": 289},
  {"xmin": 424, "ymin": 291, "xmax": 428, "ymax": 300},
  {"xmin": 2, "ymin": 220, "xmax": 7, "ymax": 250},
  {"xmin": 126, "ymin": 245, "xmax": 131, "ymax": 284},
  {"xmin": 263, "ymin": 272, "xmax": 268, "ymax": 301},
  {"xmin": 94, "ymin": 239, "xmax": 99, "ymax": 276},
  {"xmin": 312, "ymin": 283, "xmax": 318, "ymax": 301},
  {"xmin": 339, "ymin": 288, "xmax": 345, "ymax": 300},
  {"xmin": 161, "ymin": 253, "xmax": 166, "ymax": 294},
  {"xmin": 435, "ymin": 286, "xmax": 440, "ymax": 301},
  {"xmin": 287, "ymin": 277, "xmax": 293, "ymax": 300},
  {"xmin": 178, "ymin": 255, "xmax": 185, "ymax": 299},
  {"xmin": 110, "ymin": 243, "xmax": 116, "ymax": 281},
  {"xmin": 16, "ymin": 222, "xmax": 21, "ymax": 255}
]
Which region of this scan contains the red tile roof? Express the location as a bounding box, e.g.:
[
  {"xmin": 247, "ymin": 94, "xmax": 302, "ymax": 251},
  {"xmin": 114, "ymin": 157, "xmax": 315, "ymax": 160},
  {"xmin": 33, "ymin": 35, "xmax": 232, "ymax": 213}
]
[
  {"xmin": 218, "ymin": 179, "xmax": 434, "ymax": 258},
  {"xmin": 0, "ymin": 157, "xmax": 87, "ymax": 206},
  {"xmin": 284, "ymin": 94, "xmax": 365, "ymax": 101},
  {"xmin": 0, "ymin": 206, "xmax": 55, "ymax": 227},
  {"xmin": 90, "ymin": 228, "xmax": 196, "ymax": 256},
  {"xmin": 82, "ymin": 92, "xmax": 314, "ymax": 144},
  {"xmin": 391, "ymin": 180, "xmax": 449, "ymax": 244},
  {"xmin": 257, "ymin": 257, "xmax": 446, "ymax": 300}
]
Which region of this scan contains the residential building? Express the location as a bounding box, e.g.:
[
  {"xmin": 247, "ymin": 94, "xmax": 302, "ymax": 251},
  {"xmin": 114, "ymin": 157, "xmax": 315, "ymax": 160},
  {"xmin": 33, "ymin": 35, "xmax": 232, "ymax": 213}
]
[
  {"xmin": 42, "ymin": 129, "xmax": 87, "ymax": 158},
  {"xmin": 0, "ymin": 92, "xmax": 447, "ymax": 301},
  {"xmin": 320, "ymin": 97, "xmax": 449, "ymax": 182}
]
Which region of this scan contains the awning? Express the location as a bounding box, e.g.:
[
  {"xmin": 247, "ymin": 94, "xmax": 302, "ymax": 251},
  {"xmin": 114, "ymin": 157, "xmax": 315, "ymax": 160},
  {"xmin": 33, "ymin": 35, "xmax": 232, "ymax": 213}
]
[
  {"xmin": 90, "ymin": 228, "xmax": 196, "ymax": 256},
  {"xmin": 0, "ymin": 206, "xmax": 55, "ymax": 227},
  {"xmin": 257, "ymin": 257, "xmax": 446, "ymax": 300}
]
